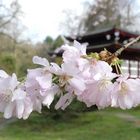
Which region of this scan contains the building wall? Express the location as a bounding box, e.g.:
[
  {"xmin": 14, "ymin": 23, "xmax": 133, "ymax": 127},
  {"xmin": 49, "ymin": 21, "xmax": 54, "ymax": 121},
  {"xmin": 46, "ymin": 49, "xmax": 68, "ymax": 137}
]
[{"xmin": 121, "ymin": 59, "xmax": 140, "ymax": 78}]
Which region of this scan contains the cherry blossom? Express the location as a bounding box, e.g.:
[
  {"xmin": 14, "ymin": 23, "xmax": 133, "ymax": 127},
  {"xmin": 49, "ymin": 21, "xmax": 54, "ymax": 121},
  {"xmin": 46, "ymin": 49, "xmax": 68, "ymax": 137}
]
[
  {"xmin": 25, "ymin": 56, "xmax": 59, "ymax": 112},
  {"xmin": 50, "ymin": 61, "xmax": 86, "ymax": 109},
  {"xmin": 61, "ymin": 40, "xmax": 89, "ymax": 71},
  {"xmin": 111, "ymin": 75, "xmax": 140, "ymax": 109},
  {"xmin": 78, "ymin": 72, "xmax": 117, "ymax": 109},
  {"xmin": 0, "ymin": 73, "xmax": 32, "ymax": 119},
  {"xmin": 50, "ymin": 61, "xmax": 86, "ymax": 94}
]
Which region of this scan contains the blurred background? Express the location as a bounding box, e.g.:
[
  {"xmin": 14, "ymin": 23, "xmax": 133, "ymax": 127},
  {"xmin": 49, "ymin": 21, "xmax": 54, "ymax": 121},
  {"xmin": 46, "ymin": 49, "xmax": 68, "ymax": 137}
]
[{"xmin": 1, "ymin": 0, "xmax": 140, "ymax": 139}]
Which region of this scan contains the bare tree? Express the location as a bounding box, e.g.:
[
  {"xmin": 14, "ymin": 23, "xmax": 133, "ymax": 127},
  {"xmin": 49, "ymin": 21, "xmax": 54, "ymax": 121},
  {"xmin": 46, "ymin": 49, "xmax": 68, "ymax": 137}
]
[
  {"xmin": 0, "ymin": 0, "xmax": 21, "ymax": 31},
  {"xmin": 61, "ymin": 0, "xmax": 140, "ymax": 36},
  {"xmin": 60, "ymin": 9, "xmax": 85, "ymax": 37}
]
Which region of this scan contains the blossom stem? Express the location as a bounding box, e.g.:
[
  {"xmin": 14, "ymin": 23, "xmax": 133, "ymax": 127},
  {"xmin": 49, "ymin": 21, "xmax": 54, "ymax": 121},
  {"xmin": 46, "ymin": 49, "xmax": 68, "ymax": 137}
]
[
  {"xmin": 52, "ymin": 75, "xmax": 59, "ymax": 84},
  {"xmin": 117, "ymin": 63, "xmax": 123, "ymax": 74},
  {"xmin": 115, "ymin": 64, "xmax": 119, "ymax": 74}
]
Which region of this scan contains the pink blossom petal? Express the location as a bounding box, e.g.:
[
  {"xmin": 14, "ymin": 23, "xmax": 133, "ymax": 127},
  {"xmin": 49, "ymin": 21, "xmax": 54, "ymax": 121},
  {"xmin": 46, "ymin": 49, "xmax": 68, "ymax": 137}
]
[
  {"xmin": 97, "ymin": 61, "xmax": 112, "ymax": 73},
  {"xmin": 62, "ymin": 62, "xmax": 79, "ymax": 76},
  {"xmin": 16, "ymin": 100, "xmax": 24, "ymax": 119},
  {"xmin": 33, "ymin": 56, "xmax": 49, "ymax": 66},
  {"xmin": 74, "ymin": 40, "xmax": 87, "ymax": 55},
  {"xmin": 77, "ymin": 58, "xmax": 88, "ymax": 71},
  {"xmin": 50, "ymin": 63, "xmax": 62, "ymax": 75},
  {"xmin": 43, "ymin": 93, "xmax": 54, "ymax": 108},
  {"xmin": 55, "ymin": 92, "xmax": 74, "ymax": 110},
  {"xmin": 68, "ymin": 78, "xmax": 86, "ymax": 93},
  {"xmin": 0, "ymin": 74, "xmax": 18, "ymax": 91},
  {"xmin": 36, "ymin": 74, "xmax": 52, "ymax": 90},
  {"xmin": 4, "ymin": 102, "xmax": 15, "ymax": 119},
  {"xmin": 122, "ymin": 94, "xmax": 133, "ymax": 109},
  {"xmin": 43, "ymin": 85, "xmax": 59, "ymax": 108},
  {"xmin": 23, "ymin": 98, "xmax": 33, "ymax": 120},
  {"xmin": 12, "ymin": 89, "xmax": 26, "ymax": 101},
  {"xmin": 0, "ymin": 70, "xmax": 8, "ymax": 78},
  {"xmin": 33, "ymin": 98, "xmax": 42, "ymax": 113},
  {"xmin": 27, "ymin": 68, "xmax": 43, "ymax": 80},
  {"xmin": 10, "ymin": 73, "xmax": 19, "ymax": 91},
  {"xmin": 0, "ymin": 102, "xmax": 7, "ymax": 112}
]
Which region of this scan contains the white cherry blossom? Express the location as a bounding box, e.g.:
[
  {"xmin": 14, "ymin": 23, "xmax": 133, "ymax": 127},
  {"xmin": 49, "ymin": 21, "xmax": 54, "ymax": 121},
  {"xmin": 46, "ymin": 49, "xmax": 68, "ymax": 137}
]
[
  {"xmin": 111, "ymin": 76, "xmax": 140, "ymax": 109},
  {"xmin": 0, "ymin": 73, "xmax": 32, "ymax": 119}
]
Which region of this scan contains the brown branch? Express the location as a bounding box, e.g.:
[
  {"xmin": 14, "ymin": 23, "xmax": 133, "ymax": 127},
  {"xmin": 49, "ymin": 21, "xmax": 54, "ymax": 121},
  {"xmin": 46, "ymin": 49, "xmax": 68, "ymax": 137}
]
[
  {"xmin": 114, "ymin": 36, "xmax": 140, "ymax": 56},
  {"xmin": 102, "ymin": 36, "xmax": 140, "ymax": 64}
]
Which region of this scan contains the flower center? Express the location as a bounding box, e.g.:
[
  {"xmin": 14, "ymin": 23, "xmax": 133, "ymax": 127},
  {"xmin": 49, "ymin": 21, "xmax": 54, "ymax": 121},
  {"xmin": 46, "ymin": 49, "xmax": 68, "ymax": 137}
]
[
  {"xmin": 99, "ymin": 79, "xmax": 112, "ymax": 91},
  {"xmin": 59, "ymin": 75, "xmax": 72, "ymax": 87},
  {"xmin": 119, "ymin": 82, "xmax": 128, "ymax": 95}
]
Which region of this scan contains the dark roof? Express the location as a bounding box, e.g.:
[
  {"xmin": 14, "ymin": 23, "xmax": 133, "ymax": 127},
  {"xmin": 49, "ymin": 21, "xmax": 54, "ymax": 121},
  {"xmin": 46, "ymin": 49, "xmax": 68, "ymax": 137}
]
[
  {"xmin": 65, "ymin": 27, "xmax": 139, "ymax": 46},
  {"xmin": 79, "ymin": 27, "xmax": 139, "ymax": 38},
  {"xmin": 49, "ymin": 27, "xmax": 140, "ymax": 60},
  {"xmin": 49, "ymin": 42, "xmax": 140, "ymax": 60}
]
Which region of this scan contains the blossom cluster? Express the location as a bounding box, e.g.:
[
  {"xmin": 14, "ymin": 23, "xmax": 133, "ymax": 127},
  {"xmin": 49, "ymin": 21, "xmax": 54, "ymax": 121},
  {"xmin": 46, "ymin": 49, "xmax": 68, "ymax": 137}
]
[{"xmin": 0, "ymin": 40, "xmax": 140, "ymax": 119}]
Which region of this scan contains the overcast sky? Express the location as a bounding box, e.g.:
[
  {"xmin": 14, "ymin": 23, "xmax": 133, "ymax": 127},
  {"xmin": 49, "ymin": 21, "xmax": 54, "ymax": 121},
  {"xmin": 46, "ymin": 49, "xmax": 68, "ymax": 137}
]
[
  {"xmin": 17, "ymin": 0, "xmax": 140, "ymax": 43},
  {"xmin": 18, "ymin": 0, "xmax": 87, "ymax": 43}
]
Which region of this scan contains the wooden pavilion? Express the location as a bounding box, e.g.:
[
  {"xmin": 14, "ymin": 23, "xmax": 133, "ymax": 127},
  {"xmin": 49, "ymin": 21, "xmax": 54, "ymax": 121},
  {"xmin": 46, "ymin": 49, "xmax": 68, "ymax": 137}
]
[
  {"xmin": 66, "ymin": 27, "xmax": 140, "ymax": 78},
  {"xmin": 52, "ymin": 27, "xmax": 140, "ymax": 78}
]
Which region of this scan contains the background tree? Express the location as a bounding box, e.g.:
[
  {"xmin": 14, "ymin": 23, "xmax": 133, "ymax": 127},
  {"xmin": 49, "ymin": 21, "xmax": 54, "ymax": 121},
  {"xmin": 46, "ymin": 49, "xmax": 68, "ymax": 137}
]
[
  {"xmin": 44, "ymin": 36, "xmax": 54, "ymax": 46},
  {"xmin": 44, "ymin": 35, "xmax": 64, "ymax": 52},
  {"xmin": 61, "ymin": 0, "xmax": 140, "ymax": 36},
  {"xmin": 60, "ymin": 9, "xmax": 85, "ymax": 36},
  {"xmin": 0, "ymin": 0, "xmax": 39, "ymax": 77},
  {"xmin": 82, "ymin": 0, "xmax": 121, "ymax": 32},
  {"xmin": 0, "ymin": 0, "xmax": 22, "ymax": 35}
]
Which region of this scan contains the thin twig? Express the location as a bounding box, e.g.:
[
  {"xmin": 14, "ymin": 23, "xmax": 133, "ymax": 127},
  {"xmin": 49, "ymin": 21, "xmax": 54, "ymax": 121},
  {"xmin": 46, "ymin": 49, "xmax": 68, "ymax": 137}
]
[
  {"xmin": 104, "ymin": 36, "xmax": 140, "ymax": 64},
  {"xmin": 114, "ymin": 36, "xmax": 140, "ymax": 56}
]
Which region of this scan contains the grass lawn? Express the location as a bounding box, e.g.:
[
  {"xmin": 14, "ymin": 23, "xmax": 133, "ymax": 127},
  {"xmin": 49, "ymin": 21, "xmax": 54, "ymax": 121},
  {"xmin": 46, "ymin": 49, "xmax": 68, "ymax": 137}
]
[{"xmin": 1, "ymin": 108, "xmax": 140, "ymax": 140}]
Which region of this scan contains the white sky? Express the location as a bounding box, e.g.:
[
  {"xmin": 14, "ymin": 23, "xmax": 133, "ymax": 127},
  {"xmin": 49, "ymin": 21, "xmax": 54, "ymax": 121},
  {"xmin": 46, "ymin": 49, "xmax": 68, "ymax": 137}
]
[
  {"xmin": 18, "ymin": 0, "xmax": 87, "ymax": 43},
  {"xmin": 16, "ymin": 0, "xmax": 140, "ymax": 43}
]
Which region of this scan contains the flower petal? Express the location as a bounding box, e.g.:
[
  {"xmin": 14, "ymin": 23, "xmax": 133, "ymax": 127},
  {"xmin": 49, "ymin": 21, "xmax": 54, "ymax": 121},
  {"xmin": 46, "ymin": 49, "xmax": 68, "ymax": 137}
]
[
  {"xmin": 74, "ymin": 40, "xmax": 87, "ymax": 55},
  {"xmin": 43, "ymin": 93, "xmax": 54, "ymax": 108},
  {"xmin": 33, "ymin": 56, "xmax": 49, "ymax": 66},
  {"xmin": 68, "ymin": 78, "xmax": 86, "ymax": 93},
  {"xmin": 0, "ymin": 70, "xmax": 8, "ymax": 78},
  {"xmin": 43, "ymin": 85, "xmax": 59, "ymax": 108},
  {"xmin": 4, "ymin": 102, "xmax": 15, "ymax": 119},
  {"xmin": 12, "ymin": 89, "xmax": 26, "ymax": 101},
  {"xmin": 36, "ymin": 74, "xmax": 52, "ymax": 90},
  {"xmin": 10, "ymin": 73, "xmax": 19, "ymax": 91},
  {"xmin": 55, "ymin": 92, "xmax": 74, "ymax": 110},
  {"xmin": 16, "ymin": 100, "xmax": 24, "ymax": 119},
  {"xmin": 62, "ymin": 62, "xmax": 79, "ymax": 76},
  {"xmin": 23, "ymin": 98, "xmax": 33, "ymax": 120}
]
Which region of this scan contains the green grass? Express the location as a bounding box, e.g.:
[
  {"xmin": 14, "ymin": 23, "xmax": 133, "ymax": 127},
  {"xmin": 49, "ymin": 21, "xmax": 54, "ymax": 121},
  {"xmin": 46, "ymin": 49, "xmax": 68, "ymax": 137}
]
[{"xmin": 1, "ymin": 108, "xmax": 140, "ymax": 140}]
